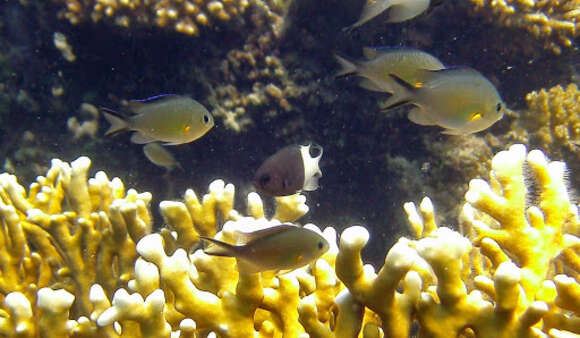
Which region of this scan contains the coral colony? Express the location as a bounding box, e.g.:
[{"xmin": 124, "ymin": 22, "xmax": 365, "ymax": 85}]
[{"xmin": 0, "ymin": 144, "xmax": 577, "ymax": 337}]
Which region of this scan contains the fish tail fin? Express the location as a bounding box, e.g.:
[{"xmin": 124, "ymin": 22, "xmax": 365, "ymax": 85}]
[
  {"xmin": 101, "ymin": 107, "xmax": 129, "ymax": 136},
  {"xmin": 381, "ymin": 74, "xmax": 416, "ymax": 110},
  {"xmin": 334, "ymin": 54, "xmax": 358, "ymax": 78},
  {"xmin": 200, "ymin": 236, "xmax": 237, "ymax": 257},
  {"xmin": 341, "ymin": 24, "xmax": 356, "ymax": 34}
]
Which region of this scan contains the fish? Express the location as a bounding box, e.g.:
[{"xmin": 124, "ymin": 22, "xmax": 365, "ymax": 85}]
[
  {"xmin": 101, "ymin": 94, "xmax": 214, "ymax": 145},
  {"xmin": 253, "ymin": 144, "xmax": 323, "ymax": 196},
  {"xmin": 335, "ymin": 47, "xmax": 445, "ymax": 96},
  {"xmin": 200, "ymin": 224, "xmax": 330, "ymax": 273},
  {"xmin": 381, "ymin": 67, "xmax": 506, "ymax": 135},
  {"xmin": 344, "ymin": 0, "xmax": 431, "ymax": 31},
  {"xmin": 143, "ymin": 142, "xmax": 182, "ymax": 171}
]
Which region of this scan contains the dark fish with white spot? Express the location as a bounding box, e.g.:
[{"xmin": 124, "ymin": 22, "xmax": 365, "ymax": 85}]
[{"xmin": 253, "ymin": 144, "xmax": 323, "ymax": 196}]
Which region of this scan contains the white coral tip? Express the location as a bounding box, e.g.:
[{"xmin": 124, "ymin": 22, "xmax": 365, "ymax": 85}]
[
  {"xmin": 136, "ymin": 234, "xmax": 165, "ymax": 260},
  {"xmin": 340, "ymin": 226, "xmax": 369, "ymax": 249},
  {"xmin": 37, "ymin": 288, "xmax": 75, "ymax": 311},
  {"xmin": 494, "ymin": 261, "xmax": 521, "ymax": 284},
  {"xmin": 5, "ymin": 292, "xmax": 32, "ymax": 318}
]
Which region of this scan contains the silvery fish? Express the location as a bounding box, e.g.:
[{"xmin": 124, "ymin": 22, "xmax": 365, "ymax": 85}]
[
  {"xmin": 143, "ymin": 143, "xmax": 182, "ymax": 171},
  {"xmin": 344, "ymin": 0, "xmax": 431, "ymax": 31},
  {"xmin": 335, "ymin": 47, "xmax": 445, "ymax": 96},
  {"xmin": 253, "ymin": 144, "xmax": 323, "ymax": 196},
  {"xmin": 382, "ymin": 67, "xmax": 506, "ymax": 135},
  {"xmin": 101, "ymin": 94, "xmax": 214, "ymax": 145},
  {"xmin": 201, "ymin": 224, "xmax": 329, "ymax": 273}
]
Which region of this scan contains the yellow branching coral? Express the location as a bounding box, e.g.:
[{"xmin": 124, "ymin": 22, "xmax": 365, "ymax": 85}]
[
  {"xmin": 509, "ymin": 83, "xmax": 580, "ymax": 161},
  {"xmin": 0, "ymin": 156, "xmax": 151, "ymax": 318},
  {"xmin": 468, "ymin": 0, "xmax": 580, "ymax": 54},
  {"xmin": 50, "ymin": 0, "xmax": 283, "ymax": 36},
  {"xmin": 337, "ymin": 144, "xmax": 579, "ymax": 337},
  {"xmin": 0, "ymin": 144, "xmax": 578, "ymax": 336}
]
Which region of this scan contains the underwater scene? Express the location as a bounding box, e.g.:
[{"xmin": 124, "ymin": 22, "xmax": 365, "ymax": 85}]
[{"xmin": 0, "ymin": 0, "xmax": 579, "ymax": 336}]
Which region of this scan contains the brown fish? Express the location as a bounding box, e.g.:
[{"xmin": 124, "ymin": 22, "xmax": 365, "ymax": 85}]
[{"xmin": 253, "ymin": 144, "xmax": 323, "ymax": 196}]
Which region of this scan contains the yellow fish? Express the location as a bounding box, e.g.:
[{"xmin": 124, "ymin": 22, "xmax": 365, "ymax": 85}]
[
  {"xmin": 102, "ymin": 94, "xmax": 214, "ymax": 145},
  {"xmin": 344, "ymin": 0, "xmax": 432, "ymax": 31},
  {"xmin": 143, "ymin": 143, "xmax": 182, "ymax": 172},
  {"xmin": 335, "ymin": 47, "xmax": 444, "ymax": 96},
  {"xmin": 382, "ymin": 67, "xmax": 506, "ymax": 135},
  {"xmin": 201, "ymin": 224, "xmax": 329, "ymax": 273}
]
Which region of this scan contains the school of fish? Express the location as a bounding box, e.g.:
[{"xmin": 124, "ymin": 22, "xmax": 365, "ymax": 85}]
[
  {"xmin": 336, "ymin": 47, "xmax": 506, "ymax": 135},
  {"xmin": 99, "ymin": 0, "xmax": 508, "ymax": 273}
]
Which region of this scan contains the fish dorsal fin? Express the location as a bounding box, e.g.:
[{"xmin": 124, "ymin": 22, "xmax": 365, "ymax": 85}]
[
  {"xmin": 234, "ymin": 223, "xmax": 297, "ymax": 245},
  {"xmin": 128, "ymin": 94, "xmax": 181, "ymax": 111}
]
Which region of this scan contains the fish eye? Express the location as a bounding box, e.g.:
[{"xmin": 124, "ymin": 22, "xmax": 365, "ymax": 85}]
[
  {"xmin": 317, "ymin": 241, "xmax": 323, "ymax": 250},
  {"xmin": 496, "ymin": 103, "xmax": 502, "ymax": 112},
  {"xmin": 259, "ymin": 174, "xmax": 271, "ymax": 186},
  {"xmin": 203, "ymin": 114, "xmax": 210, "ymax": 124}
]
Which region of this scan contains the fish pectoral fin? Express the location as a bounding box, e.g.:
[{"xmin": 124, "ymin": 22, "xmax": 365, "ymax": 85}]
[
  {"xmin": 162, "ymin": 141, "xmax": 183, "ymax": 146},
  {"xmin": 130, "ymin": 132, "xmax": 156, "ymax": 144},
  {"xmin": 407, "ymin": 107, "xmax": 436, "ymax": 126},
  {"xmin": 200, "ymin": 236, "xmax": 237, "ymax": 257}
]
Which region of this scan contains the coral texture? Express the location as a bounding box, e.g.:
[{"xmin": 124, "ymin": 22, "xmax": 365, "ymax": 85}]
[
  {"xmin": 0, "ymin": 144, "xmax": 578, "ymax": 336},
  {"xmin": 468, "ymin": 0, "xmax": 580, "ymax": 54},
  {"xmin": 51, "ymin": 0, "xmax": 281, "ymax": 36},
  {"xmin": 508, "ymin": 83, "xmax": 580, "ymax": 164}
]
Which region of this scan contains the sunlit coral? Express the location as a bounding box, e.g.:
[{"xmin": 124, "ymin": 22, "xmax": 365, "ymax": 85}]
[
  {"xmin": 337, "ymin": 144, "xmax": 579, "ymax": 336},
  {"xmin": 0, "ymin": 144, "xmax": 578, "ymax": 336},
  {"xmin": 468, "ymin": 0, "xmax": 580, "ymax": 54}
]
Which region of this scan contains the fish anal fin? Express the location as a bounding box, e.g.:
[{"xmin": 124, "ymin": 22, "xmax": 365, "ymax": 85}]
[
  {"xmin": 441, "ymin": 128, "xmax": 465, "ymax": 136},
  {"xmin": 236, "ymin": 259, "xmax": 262, "ymax": 274},
  {"xmin": 130, "ymin": 132, "xmax": 156, "ymax": 144},
  {"xmin": 407, "ymin": 107, "xmax": 436, "ymax": 126}
]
